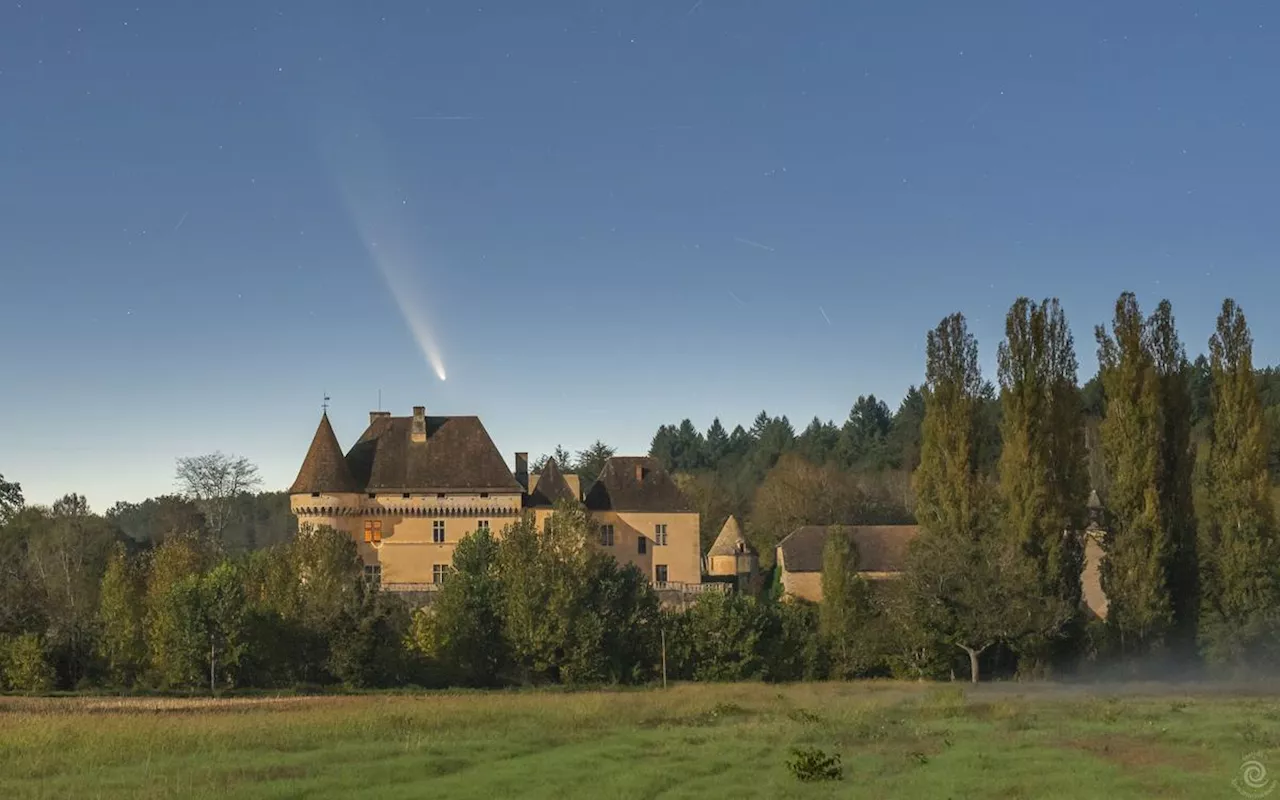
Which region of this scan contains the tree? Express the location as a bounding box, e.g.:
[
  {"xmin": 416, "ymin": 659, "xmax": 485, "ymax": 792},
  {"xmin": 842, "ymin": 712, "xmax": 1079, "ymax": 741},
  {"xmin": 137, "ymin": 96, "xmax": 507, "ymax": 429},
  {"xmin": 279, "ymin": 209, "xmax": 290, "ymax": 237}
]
[
  {"xmin": 174, "ymin": 452, "xmax": 261, "ymax": 540},
  {"xmin": 797, "ymin": 417, "xmax": 840, "ymax": 465},
  {"xmin": 887, "ymin": 386, "xmax": 926, "ymax": 472},
  {"xmin": 144, "ymin": 533, "xmax": 214, "ymax": 683},
  {"xmin": 913, "ymin": 313, "xmax": 987, "ymax": 539},
  {"xmin": 669, "ymin": 420, "xmax": 707, "ymax": 472},
  {"xmin": 198, "ymin": 561, "xmax": 248, "ymax": 691},
  {"xmin": 0, "ymin": 473, "xmax": 24, "ymax": 525},
  {"xmin": 839, "ymin": 395, "xmax": 893, "ymax": 469},
  {"xmin": 496, "ymin": 502, "xmax": 595, "ymax": 683},
  {"xmin": 0, "ymin": 633, "xmax": 55, "ymax": 694},
  {"xmin": 749, "ymin": 455, "xmax": 876, "ymax": 563},
  {"xmin": 418, "ymin": 529, "xmax": 508, "ymax": 685},
  {"xmin": 901, "ymin": 533, "xmax": 1072, "ymax": 682},
  {"xmin": 532, "ymin": 445, "xmax": 575, "ymax": 474},
  {"xmin": 24, "ymin": 495, "xmax": 118, "ymax": 686},
  {"xmin": 705, "ymin": 418, "xmax": 731, "ymax": 466},
  {"xmin": 574, "ymin": 440, "xmax": 616, "ymax": 484},
  {"xmin": 1198, "ymin": 299, "xmax": 1280, "ymax": 667},
  {"xmin": 819, "ymin": 531, "xmax": 879, "ymax": 678},
  {"xmin": 1095, "ymin": 293, "xmax": 1174, "ymax": 654},
  {"xmin": 97, "ymin": 543, "xmax": 145, "ymax": 686},
  {"xmin": 1147, "ymin": 300, "xmax": 1198, "ymax": 652},
  {"xmin": 996, "ymin": 298, "xmax": 1089, "ymax": 657},
  {"xmin": 107, "ymin": 495, "xmax": 205, "ymax": 546}
]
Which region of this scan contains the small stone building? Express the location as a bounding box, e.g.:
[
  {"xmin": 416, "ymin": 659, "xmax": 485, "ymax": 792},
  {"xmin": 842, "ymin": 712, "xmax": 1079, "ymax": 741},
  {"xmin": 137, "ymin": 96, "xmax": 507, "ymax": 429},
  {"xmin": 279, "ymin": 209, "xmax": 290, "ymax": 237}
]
[
  {"xmin": 775, "ymin": 524, "xmax": 919, "ymax": 603},
  {"xmin": 705, "ymin": 515, "xmax": 757, "ymax": 578}
]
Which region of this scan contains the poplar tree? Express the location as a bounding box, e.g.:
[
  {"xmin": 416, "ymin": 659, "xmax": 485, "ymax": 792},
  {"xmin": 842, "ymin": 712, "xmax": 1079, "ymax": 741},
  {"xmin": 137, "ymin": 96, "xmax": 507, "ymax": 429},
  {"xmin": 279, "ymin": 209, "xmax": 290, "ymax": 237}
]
[
  {"xmin": 997, "ymin": 298, "xmax": 1089, "ymax": 609},
  {"xmin": 1147, "ymin": 300, "xmax": 1198, "ymax": 651},
  {"xmin": 1199, "ymin": 299, "xmax": 1280, "ymax": 666},
  {"xmin": 914, "ymin": 313, "xmax": 987, "ymax": 538},
  {"xmin": 1095, "ymin": 293, "xmax": 1173, "ymax": 653}
]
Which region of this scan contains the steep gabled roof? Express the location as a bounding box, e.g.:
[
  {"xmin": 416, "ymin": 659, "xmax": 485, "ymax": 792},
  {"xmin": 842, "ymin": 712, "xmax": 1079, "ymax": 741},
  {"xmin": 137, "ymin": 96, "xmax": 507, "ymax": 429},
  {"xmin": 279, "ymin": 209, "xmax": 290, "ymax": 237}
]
[
  {"xmin": 584, "ymin": 456, "xmax": 692, "ymax": 513},
  {"xmin": 343, "ymin": 414, "xmax": 522, "ymax": 492},
  {"xmin": 289, "ymin": 413, "xmax": 358, "ymax": 494},
  {"xmin": 708, "ymin": 515, "xmax": 751, "ymax": 557},
  {"xmin": 777, "ymin": 525, "xmax": 919, "ymax": 574},
  {"xmin": 526, "ymin": 458, "xmax": 577, "ymax": 507}
]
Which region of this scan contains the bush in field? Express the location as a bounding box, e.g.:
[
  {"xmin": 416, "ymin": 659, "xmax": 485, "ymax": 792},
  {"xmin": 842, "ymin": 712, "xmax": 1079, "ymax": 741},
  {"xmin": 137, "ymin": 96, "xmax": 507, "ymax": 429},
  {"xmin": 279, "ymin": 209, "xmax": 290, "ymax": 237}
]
[
  {"xmin": 0, "ymin": 632, "xmax": 56, "ymax": 694},
  {"xmin": 786, "ymin": 746, "xmax": 843, "ymax": 782}
]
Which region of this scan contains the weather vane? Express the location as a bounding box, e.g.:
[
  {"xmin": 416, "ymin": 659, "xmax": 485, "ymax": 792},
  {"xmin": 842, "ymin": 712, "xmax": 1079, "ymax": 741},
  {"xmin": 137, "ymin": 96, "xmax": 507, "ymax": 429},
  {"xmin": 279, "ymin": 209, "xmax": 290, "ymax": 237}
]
[{"xmin": 322, "ymin": 393, "xmax": 330, "ymax": 413}]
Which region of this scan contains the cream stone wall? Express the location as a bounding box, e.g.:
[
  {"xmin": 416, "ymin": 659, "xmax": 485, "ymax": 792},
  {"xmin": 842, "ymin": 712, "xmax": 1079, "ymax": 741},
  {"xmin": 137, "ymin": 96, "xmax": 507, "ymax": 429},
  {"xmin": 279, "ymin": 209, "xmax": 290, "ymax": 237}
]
[
  {"xmin": 1081, "ymin": 533, "xmax": 1108, "ymax": 619},
  {"xmin": 292, "ymin": 495, "xmax": 700, "ymax": 587},
  {"xmin": 589, "ymin": 510, "xmax": 701, "ymax": 585},
  {"xmin": 291, "ymin": 492, "xmax": 522, "ymax": 586},
  {"xmin": 708, "ymin": 553, "xmax": 757, "ymax": 577}
]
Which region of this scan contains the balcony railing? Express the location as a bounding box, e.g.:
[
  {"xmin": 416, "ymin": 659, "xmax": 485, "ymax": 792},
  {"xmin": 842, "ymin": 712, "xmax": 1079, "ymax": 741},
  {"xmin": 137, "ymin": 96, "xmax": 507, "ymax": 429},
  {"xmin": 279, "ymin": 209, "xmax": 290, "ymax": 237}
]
[{"xmin": 383, "ymin": 580, "xmax": 729, "ymax": 595}]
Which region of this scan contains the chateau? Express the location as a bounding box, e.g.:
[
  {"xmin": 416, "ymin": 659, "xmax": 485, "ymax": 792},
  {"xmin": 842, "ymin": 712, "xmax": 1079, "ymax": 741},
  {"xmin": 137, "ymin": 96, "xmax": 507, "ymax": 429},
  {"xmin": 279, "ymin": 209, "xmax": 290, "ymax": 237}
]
[{"xmin": 288, "ymin": 405, "xmax": 712, "ymax": 593}]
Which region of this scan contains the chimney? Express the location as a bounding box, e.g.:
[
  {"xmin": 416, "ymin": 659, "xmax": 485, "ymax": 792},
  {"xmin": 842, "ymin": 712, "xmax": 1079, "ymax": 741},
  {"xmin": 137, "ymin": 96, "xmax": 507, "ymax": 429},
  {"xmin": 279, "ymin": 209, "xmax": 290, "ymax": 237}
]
[
  {"xmin": 514, "ymin": 452, "xmax": 529, "ymax": 490},
  {"xmin": 369, "ymin": 410, "xmax": 391, "ymax": 425},
  {"xmin": 411, "ymin": 406, "xmax": 427, "ymax": 443}
]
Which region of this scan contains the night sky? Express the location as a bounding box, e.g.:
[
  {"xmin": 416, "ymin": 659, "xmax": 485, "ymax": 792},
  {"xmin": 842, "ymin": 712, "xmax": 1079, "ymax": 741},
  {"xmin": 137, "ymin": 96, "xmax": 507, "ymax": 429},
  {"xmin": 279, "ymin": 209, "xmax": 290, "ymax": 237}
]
[{"xmin": 3, "ymin": 2, "xmax": 1279, "ymax": 509}]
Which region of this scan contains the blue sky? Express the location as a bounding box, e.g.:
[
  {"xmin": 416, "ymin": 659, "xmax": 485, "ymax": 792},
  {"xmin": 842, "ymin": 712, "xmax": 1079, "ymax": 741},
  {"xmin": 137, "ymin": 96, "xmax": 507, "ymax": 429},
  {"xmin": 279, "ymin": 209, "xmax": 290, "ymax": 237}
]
[{"xmin": 3, "ymin": 2, "xmax": 1279, "ymax": 510}]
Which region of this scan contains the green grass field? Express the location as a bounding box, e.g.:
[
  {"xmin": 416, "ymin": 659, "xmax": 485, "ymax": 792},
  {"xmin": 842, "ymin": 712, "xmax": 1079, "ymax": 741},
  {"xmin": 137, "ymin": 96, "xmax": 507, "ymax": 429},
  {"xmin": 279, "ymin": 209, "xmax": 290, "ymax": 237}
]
[{"xmin": 3, "ymin": 682, "xmax": 1279, "ymax": 799}]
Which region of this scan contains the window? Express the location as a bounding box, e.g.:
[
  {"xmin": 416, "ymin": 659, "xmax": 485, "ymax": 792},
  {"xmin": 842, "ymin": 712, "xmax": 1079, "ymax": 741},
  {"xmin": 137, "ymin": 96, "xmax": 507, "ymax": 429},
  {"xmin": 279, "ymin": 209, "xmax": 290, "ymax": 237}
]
[
  {"xmin": 599, "ymin": 524, "xmax": 615, "ymax": 547},
  {"xmin": 477, "ymin": 520, "xmax": 490, "ymax": 532},
  {"xmin": 638, "ymin": 537, "xmax": 647, "ymax": 555},
  {"xmin": 437, "ymin": 492, "xmax": 446, "ymax": 499},
  {"xmin": 432, "ymin": 520, "xmax": 445, "ymax": 543},
  {"xmin": 311, "ymin": 492, "xmax": 320, "ymax": 498},
  {"xmin": 654, "ymin": 523, "xmax": 668, "ymax": 546},
  {"xmin": 432, "ymin": 564, "xmax": 451, "ymax": 585},
  {"xmin": 363, "ymin": 520, "xmax": 383, "ymax": 544},
  {"xmin": 368, "ymin": 493, "xmax": 377, "ymax": 499},
  {"xmin": 480, "ymin": 492, "xmax": 489, "ymax": 498},
  {"xmin": 402, "ymin": 493, "xmax": 411, "ymax": 499},
  {"xmin": 363, "ymin": 564, "xmax": 381, "ymax": 588},
  {"xmin": 655, "ymin": 565, "xmax": 668, "ymax": 584}
]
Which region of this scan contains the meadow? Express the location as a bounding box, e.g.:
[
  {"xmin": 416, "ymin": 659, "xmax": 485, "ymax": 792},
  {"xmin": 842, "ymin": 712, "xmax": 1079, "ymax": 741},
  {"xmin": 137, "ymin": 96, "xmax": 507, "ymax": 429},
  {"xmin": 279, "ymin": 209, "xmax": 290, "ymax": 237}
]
[{"xmin": 2, "ymin": 682, "xmax": 1279, "ymax": 799}]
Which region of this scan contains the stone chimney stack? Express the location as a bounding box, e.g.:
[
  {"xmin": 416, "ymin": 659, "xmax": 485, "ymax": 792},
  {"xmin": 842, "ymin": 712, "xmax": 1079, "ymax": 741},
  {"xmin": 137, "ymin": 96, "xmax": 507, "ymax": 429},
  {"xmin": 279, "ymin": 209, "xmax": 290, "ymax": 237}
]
[
  {"xmin": 515, "ymin": 452, "xmax": 529, "ymax": 490},
  {"xmin": 369, "ymin": 410, "xmax": 391, "ymax": 425},
  {"xmin": 411, "ymin": 406, "xmax": 427, "ymax": 443}
]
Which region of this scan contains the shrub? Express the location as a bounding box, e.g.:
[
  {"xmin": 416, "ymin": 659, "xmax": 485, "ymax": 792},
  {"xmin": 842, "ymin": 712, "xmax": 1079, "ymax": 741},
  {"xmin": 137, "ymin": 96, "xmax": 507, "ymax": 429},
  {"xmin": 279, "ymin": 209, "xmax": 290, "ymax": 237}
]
[{"xmin": 786, "ymin": 746, "xmax": 843, "ymax": 782}]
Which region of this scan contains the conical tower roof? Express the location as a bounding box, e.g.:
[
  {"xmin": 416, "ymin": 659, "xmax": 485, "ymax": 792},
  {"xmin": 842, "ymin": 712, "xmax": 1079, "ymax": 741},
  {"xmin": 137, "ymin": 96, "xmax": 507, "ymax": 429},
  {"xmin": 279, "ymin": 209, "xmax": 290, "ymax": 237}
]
[
  {"xmin": 289, "ymin": 413, "xmax": 358, "ymax": 494},
  {"xmin": 708, "ymin": 515, "xmax": 751, "ymax": 557}
]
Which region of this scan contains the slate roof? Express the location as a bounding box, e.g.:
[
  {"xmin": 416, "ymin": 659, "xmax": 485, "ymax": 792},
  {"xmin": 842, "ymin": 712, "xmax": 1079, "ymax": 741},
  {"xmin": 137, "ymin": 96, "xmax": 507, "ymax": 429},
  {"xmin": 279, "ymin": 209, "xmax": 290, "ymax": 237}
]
[
  {"xmin": 526, "ymin": 458, "xmax": 578, "ymax": 507},
  {"xmin": 289, "ymin": 413, "xmax": 359, "ymax": 494},
  {"xmin": 777, "ymin": 525, "xmax": 919, "ymax": 574},
  {"xmin": 708, "ymin": 515, "xmax": 751, "ymax": 557},
  {"xmin": 584, "ymin": 456, "xmax": 693, "ymax": 513},
  {"xmin": 292, "ymin": 412, "xmax": 522, "ymax": 494}
]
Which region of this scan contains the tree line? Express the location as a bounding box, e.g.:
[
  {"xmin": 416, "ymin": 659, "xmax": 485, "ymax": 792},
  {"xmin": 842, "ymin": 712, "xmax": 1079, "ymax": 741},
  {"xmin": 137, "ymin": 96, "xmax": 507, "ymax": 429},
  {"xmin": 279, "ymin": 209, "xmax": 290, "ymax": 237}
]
[{"xmin": 3, "ymin": 291, "xmax": 1280, "ymax": 691}]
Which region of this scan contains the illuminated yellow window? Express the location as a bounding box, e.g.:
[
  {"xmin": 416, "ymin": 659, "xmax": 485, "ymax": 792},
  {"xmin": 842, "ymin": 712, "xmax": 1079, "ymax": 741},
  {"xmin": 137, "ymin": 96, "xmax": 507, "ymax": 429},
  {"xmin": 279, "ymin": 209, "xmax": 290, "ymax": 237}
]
[{"xmin": 364, "ymin": 520, "xmax": 383, "ymax": 543}]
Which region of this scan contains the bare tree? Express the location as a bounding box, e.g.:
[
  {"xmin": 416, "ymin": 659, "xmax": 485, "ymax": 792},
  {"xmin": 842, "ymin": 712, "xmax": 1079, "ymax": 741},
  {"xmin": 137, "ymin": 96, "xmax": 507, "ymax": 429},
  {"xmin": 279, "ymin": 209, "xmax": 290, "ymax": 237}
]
[{"xmin": 175, "ymin": 453, "xmax": 261, "ymax": 540}]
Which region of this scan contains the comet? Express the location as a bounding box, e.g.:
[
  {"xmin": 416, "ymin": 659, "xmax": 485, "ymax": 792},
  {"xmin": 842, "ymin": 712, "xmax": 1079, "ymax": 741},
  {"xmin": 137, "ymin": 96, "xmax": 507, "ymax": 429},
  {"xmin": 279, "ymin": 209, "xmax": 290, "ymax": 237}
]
[{"xmin": 318, "ymin": 119, "xmax": 448, "ymax": 383}]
